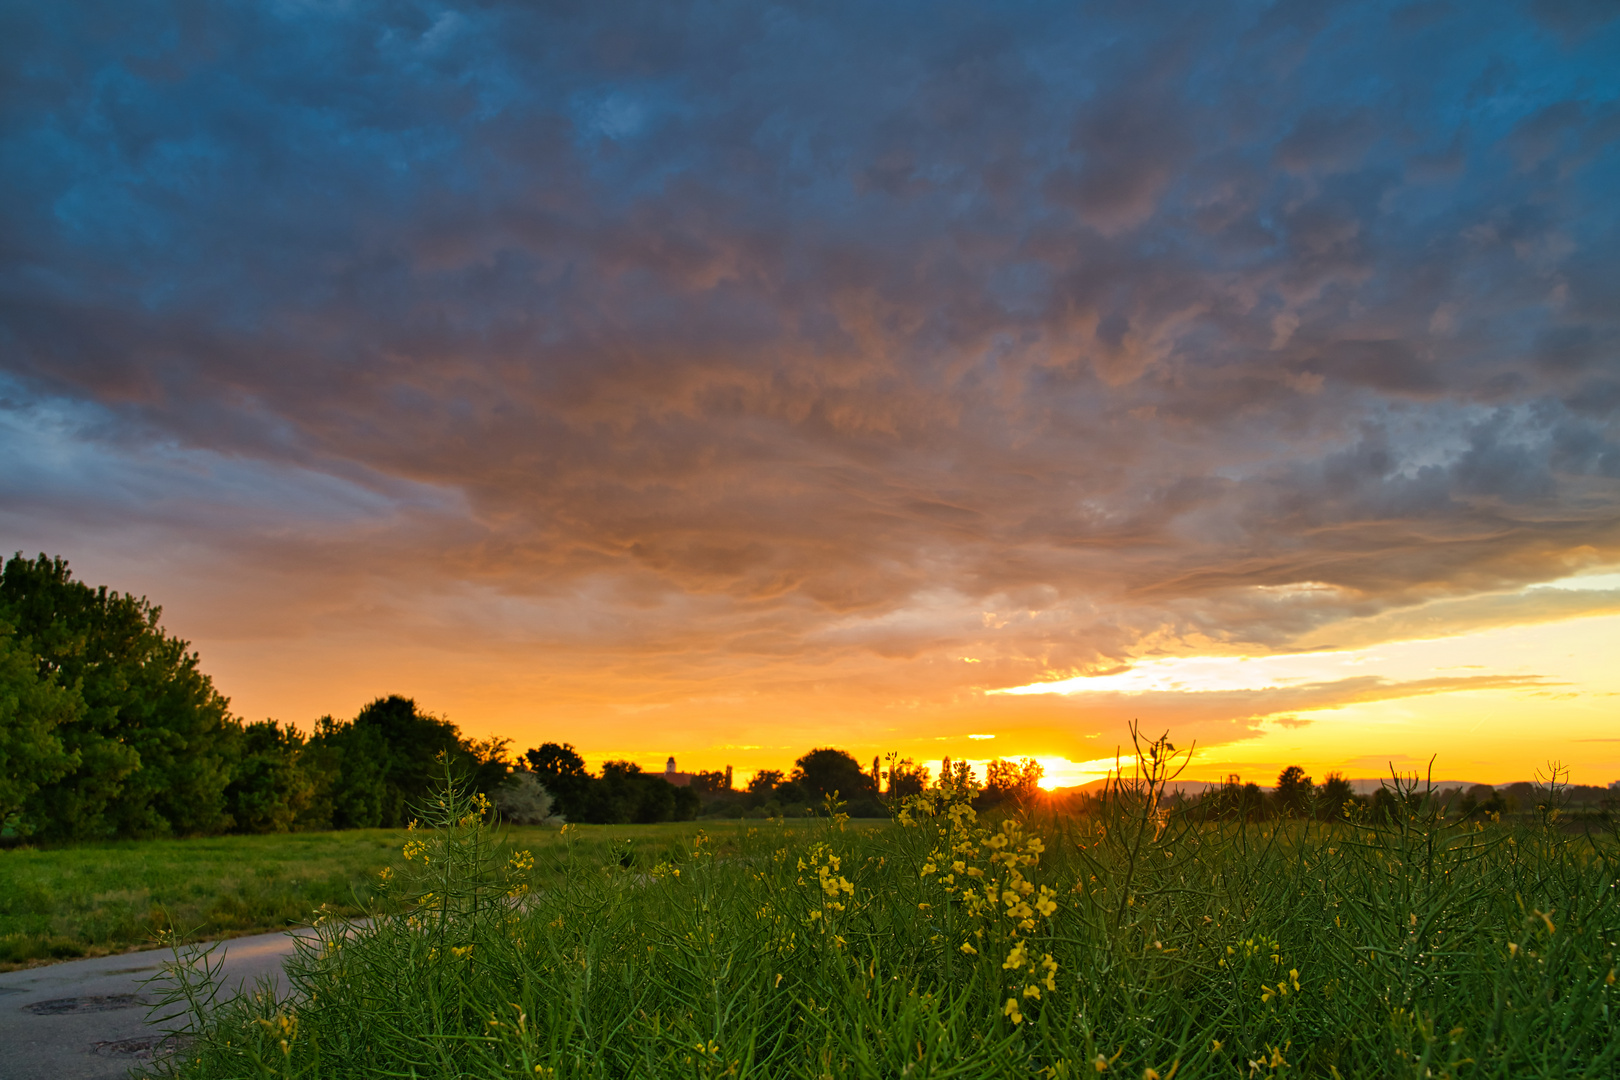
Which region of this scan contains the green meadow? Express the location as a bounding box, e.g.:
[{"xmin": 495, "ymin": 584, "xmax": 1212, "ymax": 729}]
[
  {"xmin": 140, "ymin": 757, "xmax": 1617, "ymax": 1079},
  {"xmin": 1, "ymin": 822, "xmax": 845, "ymax": 969}
]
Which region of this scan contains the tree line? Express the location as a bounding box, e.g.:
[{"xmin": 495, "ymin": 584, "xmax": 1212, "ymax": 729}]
[
  {"xmin": 12, "ymin": 552, "xmax": 1599, "ymax": 844},
  {"xmin": 0, "ymin": 553, "xmax": 508, "ymax": 842},
  {"xmin": 0, "ymin": 552, "xmax": 1040, "ymax": 841}
]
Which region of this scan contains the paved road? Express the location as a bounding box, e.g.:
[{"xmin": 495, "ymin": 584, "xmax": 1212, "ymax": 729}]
[{"xmin": 0, "ymin": 930, "xmax": 308, "ymax": 1080}]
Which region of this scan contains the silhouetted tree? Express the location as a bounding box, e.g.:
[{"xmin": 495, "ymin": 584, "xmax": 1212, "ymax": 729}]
[
  {"xmin": 747, "ymin": 769, "xmax": 783, "ymax": 796},
  {"xmin": 791, "ymin": 748, "xmax": 876, "ymax": 802},
  {"xmin": 1273, "ymin": 765, "xmax": 1313, "ymax": 818},
  {"xmin": 524, "ymin": 742, "xmax": 592, "ymax": 820},
  {"xmin": 308, "ymin": 696, "xmax": 506, "ymax": 829},
  {"xmin": 1459, "ymin": 783, "xmax": 1505, "ymax": 819},
  {"xmin": 689, "ymin": 769, "xmax": 730, "ymax": 794},
  {"xmin": 1242, "ymin": 782, "xmax": 1265, "ymax": 819},
  {"xmin": 1317, "ymin": 772, "xmax": 1355, "ymax": 820},
  {"xmin": 980, "ymin": 758, "xmax": 1044, "ymax": 808},
  {"xmin": 883, "ymin": 755, "xmax": 930, "ymax": 799}
]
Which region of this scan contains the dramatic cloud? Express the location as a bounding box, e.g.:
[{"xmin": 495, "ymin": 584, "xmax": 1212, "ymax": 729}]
[{"xmin": 2, "ymin": 1, "xmax": 1617, "ymax": 774}]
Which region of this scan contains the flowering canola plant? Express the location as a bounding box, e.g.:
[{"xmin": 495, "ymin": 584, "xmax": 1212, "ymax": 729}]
[{"xmin": 899, "ymin": 775, "xmax": 1060, "ymax": 1024}]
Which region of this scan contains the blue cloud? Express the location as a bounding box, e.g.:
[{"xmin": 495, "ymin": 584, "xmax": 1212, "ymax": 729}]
[{"xmin": 1, "ymin": 0, "xmax": 1617, "ymax": 668}]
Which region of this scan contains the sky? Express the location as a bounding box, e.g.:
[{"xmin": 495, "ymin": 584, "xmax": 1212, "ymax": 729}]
[{"xmin": 3, "ymin": 0, "xmax": 1619, "ymax": 788}]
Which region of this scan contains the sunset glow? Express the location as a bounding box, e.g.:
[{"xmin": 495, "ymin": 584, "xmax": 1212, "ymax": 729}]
[{"xmin": 3, "ymin": 3, "xmax": 1618, "ymax": 792}]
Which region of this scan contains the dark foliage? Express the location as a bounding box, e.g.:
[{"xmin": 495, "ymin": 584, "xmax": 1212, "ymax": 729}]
[
  {"xmin": 304, "ymin": 696, "xmax": 508, "ymax": 830},
  {"xmin": 688, "ymin": 769, "xmax": 730, "ymax": 794},
  {"xmin": 1273, "ymin": 765, "xmax": 1314, "ymax": 817},
  {"xmin": 883, "ymin": 755, "xmax": 929, "ymax": 799},
  {"xmin": 223, "ymin": 720, "xmax": 319, "ymax": 833},
  {"xmin": 746, "ymin": 769, "xmax": 783, "ymax": 796},
  {"xmin": 791, "ymin": 747, "xmax": 875, "ymax": 802},
  {"xmin": 0, "ymin": 553, "xmax": 235, "ymax": 840},
  {"xmin": 979, "ymin": 757, "xmax": 1044, "ymax": 809},
  {"xmin": 0, "ymin": 551, "xmax": 512, "ymax": 841},
  {"xmin": 1317, "ymin": 771, "xmax": 1355, "ymax": 820},
  {"xmin": 517, "ymin": 746, "xmax": 701, "ymax": 825}
]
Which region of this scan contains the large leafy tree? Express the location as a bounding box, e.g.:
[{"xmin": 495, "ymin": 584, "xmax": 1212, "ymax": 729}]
[
  {"xmin": 791, "ymin": 747, "xmax": 875, "ymax": 802},
  {"xmin": 0, "ymin": 622, "xmax": 83, "ymax": 835},
  {"xmin": 0, "ymin": 553, "xmax": 236, "ymax": 840},
  {"xmin": 1273, "ymin": 765, "xmax": 1314, "ymax": 818},
  {"xmin": 523, "ymin": 742, "xmax": 592, "ymax": 821},
  {"xmin": 224, "ymin": 720, "xmax": 321, "ymax": 833},
  {"xmin": 308, "ymin": 695, "xmax": 507, "ymax": 828}
]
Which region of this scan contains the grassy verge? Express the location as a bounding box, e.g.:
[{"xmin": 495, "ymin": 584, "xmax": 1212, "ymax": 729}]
[
  {"xmin": 0, "ymin": 820, "xmax": 854, "ymax": 969},
  {"xmin": 145, "ymin": 763, "xmax": 1618, "ymax": 1079}
]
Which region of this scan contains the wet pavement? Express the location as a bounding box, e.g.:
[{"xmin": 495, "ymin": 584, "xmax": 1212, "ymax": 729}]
[{"xmin": 0, "ymin": 930, "xmax": 307, "ymax": 1080}]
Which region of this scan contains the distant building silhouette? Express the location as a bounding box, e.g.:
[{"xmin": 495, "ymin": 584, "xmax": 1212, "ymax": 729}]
[{"xmin": 663, "ymin": 756, "xmax": 694, "ymax": 787}]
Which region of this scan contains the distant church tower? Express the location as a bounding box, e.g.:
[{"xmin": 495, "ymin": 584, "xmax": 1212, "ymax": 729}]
[
  {"xmin": 661, "ymin": 756, "xmax": 693, "ymax": 787},
  {"xmin": 724, "ymin": 765, "xmax": 733, "ymax": 790}
]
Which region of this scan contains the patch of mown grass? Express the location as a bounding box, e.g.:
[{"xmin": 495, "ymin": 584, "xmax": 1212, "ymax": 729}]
[
  {"xmin": 150, "ymin": 747, "xmax": 1619, "ymax": 1079},
  {"xmin": 0, "ymin": 821, "xmax": 827, "ymax": 969}
]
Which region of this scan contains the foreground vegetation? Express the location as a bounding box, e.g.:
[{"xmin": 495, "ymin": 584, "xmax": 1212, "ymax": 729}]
[
  {"xmin": 149, "ymin": 741, "xmax": 1618, "ymax": 1079},
  {"xmin": 0, "ymin": 822, "xmax": 834, "ymax": 969}
]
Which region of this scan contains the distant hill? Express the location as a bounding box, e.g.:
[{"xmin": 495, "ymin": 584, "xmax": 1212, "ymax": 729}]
[
  {"xmin": 1045, "ymin": 777, "xmax": 1616, "ymax": 804},
  {"xmin": 1049, "ymin": 778, "xmax": 1517, "ymax": 798}
]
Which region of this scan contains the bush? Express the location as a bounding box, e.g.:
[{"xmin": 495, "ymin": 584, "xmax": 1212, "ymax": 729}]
[{"xmin": 491, "ymin": 771, "xmax": 563, "ymax": 826}]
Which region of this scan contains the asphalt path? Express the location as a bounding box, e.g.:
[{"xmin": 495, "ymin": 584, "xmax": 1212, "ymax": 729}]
[{"xmin": 0, "ymin": 930, "xmax": 308, "ymax": 1080}]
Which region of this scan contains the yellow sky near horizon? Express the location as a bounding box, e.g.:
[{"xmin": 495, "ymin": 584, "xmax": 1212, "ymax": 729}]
[{"xmin": 200, "ymin": 579, "xmax": 1620, "ymax": 791}]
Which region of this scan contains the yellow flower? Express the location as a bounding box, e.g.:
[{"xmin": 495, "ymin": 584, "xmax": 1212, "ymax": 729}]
[
  {"xmin": 1093, "ymin": 1054, "xmax": 1109, "ymax": 1073},
  {"xmin": 1003, "ymin": 998, "xmax": 1023, "ymax": 1024},
  {"xmin": 1023, "ymin": 984, "xmax": 1041, "ymax": 999},
  {"xmin": 1210, "ymin": 1040, "xmax": 1222, "ymax": 1053},
  {"xmin": 960, "ymin": 942, "xmax": 977, "ymax": 955},
  {"xmin": 1003, "ymin": 940, "xmax": 1029, "ymax": 971}
]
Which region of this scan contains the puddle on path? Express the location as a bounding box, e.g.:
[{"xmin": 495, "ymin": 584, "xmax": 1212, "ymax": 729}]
[
  {"xmin": 23, "ymin": 994, "xmax": 145, "ymax": 1015},
  {"xmin": 91, "ymin": 1034, "xmax": 186, "ymax": 1058}
]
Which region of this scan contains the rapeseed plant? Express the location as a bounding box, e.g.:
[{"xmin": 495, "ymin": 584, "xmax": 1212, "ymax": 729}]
[{"xmin": 144, "ymin": 745, "xmax": 1619, "ymax": 1079}]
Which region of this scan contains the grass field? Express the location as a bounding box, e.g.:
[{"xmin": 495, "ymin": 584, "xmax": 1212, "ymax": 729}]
[
  {"xmin": 140, "ymin": 758, "xmax": 1617, "ymax": 1079},
  {"xmin": 0, "ymin": 821, "xmax": 856, "ymax": 970}
]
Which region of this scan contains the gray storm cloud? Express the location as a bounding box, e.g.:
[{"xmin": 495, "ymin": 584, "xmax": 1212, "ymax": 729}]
[{"xmin": 1, "ymin": 0, "xmax": 1618, "ymax": 714}]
